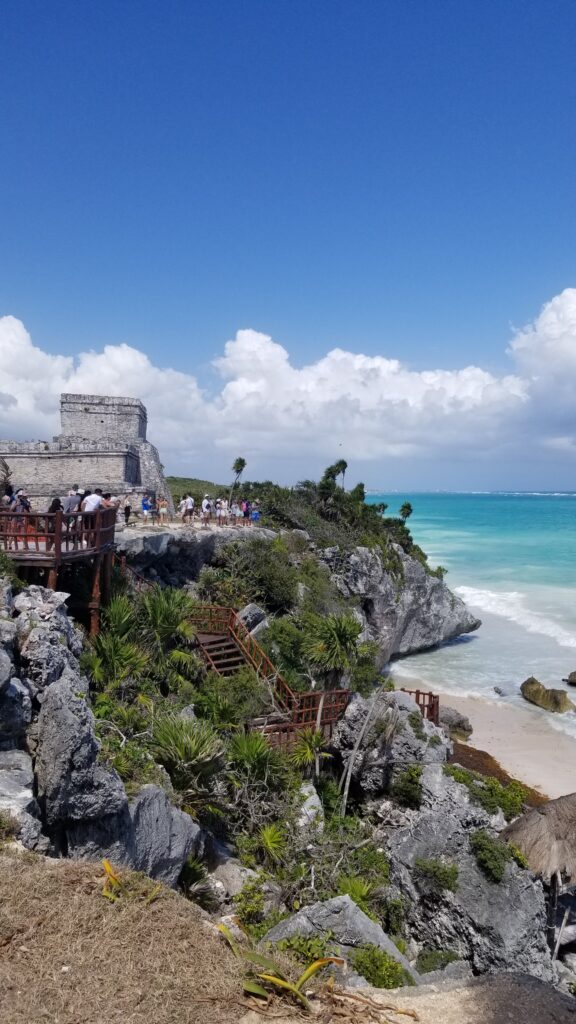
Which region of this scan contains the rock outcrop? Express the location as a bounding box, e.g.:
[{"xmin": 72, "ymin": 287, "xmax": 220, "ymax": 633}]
[
  {"xmin": 520, "ymin": 677, "xmax": 575, "ymax": 714},
  {"xmin": 0, "ymin": 577, "xmax": 204, "ymax": 887},
  {"xmin": 439, "ymin": 705, "xmax": 473, "ymax": 739},
  {"xmin": 322, "ymin": 545, "xmax": 480, "ymax": 663},
  {"xmin": 386, "ymin": 764, "xmax": 553, "ymax": 980},
  {"xmin": 264, "ymin": 894, "xmax": 421, "ymax": 985},
  {"xmin": 330, "ymin": 690, "xmax": 451, "ymax": 798}
]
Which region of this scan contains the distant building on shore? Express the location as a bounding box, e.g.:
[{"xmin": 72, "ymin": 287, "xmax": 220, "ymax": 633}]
[{"xmin": 0, "ymin": 393, "xmax": 171, "ymax": 509}]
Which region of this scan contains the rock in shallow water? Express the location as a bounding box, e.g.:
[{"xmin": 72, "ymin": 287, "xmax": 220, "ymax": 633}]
[{"xmin": 520, "ymin": 677, "xmax": 575, "ymax": 713}]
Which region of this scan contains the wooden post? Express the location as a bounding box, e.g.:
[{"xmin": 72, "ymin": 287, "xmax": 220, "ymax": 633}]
[
  {"xmin": 89, "ymin": 553, "xmax": 103, "ymax": 636},
  {"xmin": 101, "ymin": 550, "xmax": 113, "ymax": 607},
  {"xmin": 547, "ymin": 872, "xmax": 559, "ymax": 952}
]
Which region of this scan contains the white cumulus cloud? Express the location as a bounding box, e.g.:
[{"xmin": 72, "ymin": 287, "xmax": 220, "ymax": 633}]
[{"xmin": 0, "ymin": 288, "xmax": 575, "ymax": 486}]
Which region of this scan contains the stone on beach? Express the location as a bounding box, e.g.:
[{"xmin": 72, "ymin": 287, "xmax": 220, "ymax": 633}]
[{"xmin": 520, "ymin": 676, "xmax": 575, "ymax": 714}]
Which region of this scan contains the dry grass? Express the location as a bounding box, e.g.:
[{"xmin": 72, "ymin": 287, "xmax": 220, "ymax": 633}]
[
  {"xmin": 503, "ymin": 793, "xmax": 576, "ymax": 881},
  {"xmin": 0, "ymin": 851, "xmax": 246, "ymax": 1024}
]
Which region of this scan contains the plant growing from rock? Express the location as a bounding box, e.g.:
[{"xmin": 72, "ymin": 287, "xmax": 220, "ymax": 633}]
[
  {"xmin": 350, "ymin": 944, "xmax": 412, "ymax": 989},
  {"xmin": 391, "ymin": 764, "xmax": 423, "ymax": 809},
  {"xmin": 337, "ymin": 875, "xmax": 376, "ymax": 916},
  {"xmin": 443, "ymin": 764, "xmax": 527, "ymax": 821},
  {"xmin": 416, "ymin": 948, "xmax": 459, "ymax": 973},
  {"xmin": 414, "ymin": 857, "xmax": 459, "ymax": 895},
  {"xmin": 469, "ymin": 830, "xmax": 514, "ymax": 883},
  {"xmin": 289, "ymin": 728, "xmax": 331, "ymax": 780}
]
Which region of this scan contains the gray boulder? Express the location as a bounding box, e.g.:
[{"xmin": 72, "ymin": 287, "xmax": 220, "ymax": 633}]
[
  {"xmin": 296, "ymin": 782, "xmax": 324, "ymax": 833},
  {"xmin": 264, "ymin": 895, "xmax": 420, "ymax": 985},
  {"xmin": 323, "ymin": 545, "xmax": 480, "ymax": 663},
  {"xmin": 387, "ymin": 764, "xmax": 552, "ymax": 981},
  {"xmin": 439, "ymin": 705, "xmax": 473, "ymax": 739},
  {"xmin": 0, "ymin": 677, "xmax": 32, "ymax": 748},
  {"xmin": 129, "ymin": 784, "xmax": 203, "ymax": 886},
  {"xmin": 331, "ymin": 692, "xmax": 451, "ymax": 799},
  {"xmin": 0, "ymin": 748, "xmax": 38, "ymax": 818},
  {"xmin": 0, "ymin": 648, "xmax": 13, "ymax": 691},
  {"xmin": 35, "ymin": 674, "xmax": 127, "ymax": 827},
  {"xmin": 237, "ymin": 603, "xmax": 268, "ymax": 633}
]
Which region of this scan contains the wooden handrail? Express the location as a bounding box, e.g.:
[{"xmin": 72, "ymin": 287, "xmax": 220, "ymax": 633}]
[{"xmin": 0, "ymin": 507, "xmax": 117, "ymax": 563}]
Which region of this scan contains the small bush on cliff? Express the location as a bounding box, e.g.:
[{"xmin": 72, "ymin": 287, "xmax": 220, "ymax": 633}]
[
  {"xmin": 0, "ymin": 810, "xmax": 19, "ymax": 843},
  {"xmin": 470, "ymin": 830, "xmax": 511, "ymax": 883},
  {"xmin": 416, "ymin": 948, "xmax": 459, "ymax": 973},
  {"xmin": 391, "ymin": 765, "xmax": 423, "ymax": 809},
  {"xmin": 414, "ymin": 857, "xmax": 458, "ymax": 895},
  {"xmin": 443, "ymin": 764, "xmax": 526, "ymax": 821},
  {"xmin": 151, "ymin": 714, "xmax": 226, "ymax": 816},
  {"xmin": 351, "ymin": 945, "xmax": 412, "ymax": 988}
]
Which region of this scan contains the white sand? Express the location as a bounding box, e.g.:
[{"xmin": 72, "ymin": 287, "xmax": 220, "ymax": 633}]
[{"xmin": 434, "ymin": 691, "xmax": 576, "ymax": 799}]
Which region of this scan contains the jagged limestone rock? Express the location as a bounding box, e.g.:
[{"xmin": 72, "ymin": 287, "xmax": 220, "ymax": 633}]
[
  {"xmin": 387, "ymin": 764, "xmax": 553, "ymax": 981},
  {"xmin": 520, "ymin": 677, "xmax": 575, "ymax": 714},
  {"xmin": 296, "ymin": 782, "xmax": 324, "ymax": 833},
  {"xmin": 0, "ymin": 677, "xmax": 32, "ymax": 749},
  {"xmin": 323, "ymin": 545, "xmax": 480, "ymax": 662},
  {"xmin": 439, "ymin": 705, "xmax": 473, "ymax": 738},
  {"xmin": 330, "ymin": 691, "xmax": 451, "ymax": 799},
  {"xmin": 264, "ymin": 894, "xmax": 421, "ymax": 985},
  {"xmin": 35, "ymin": 674, "xmax": 128, "ymax": 827}
]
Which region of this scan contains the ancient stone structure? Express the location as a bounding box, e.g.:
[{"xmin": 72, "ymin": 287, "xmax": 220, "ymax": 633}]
[{"xmin": 0, "ymin": 393, "xmax": 170, "ymax": 509}]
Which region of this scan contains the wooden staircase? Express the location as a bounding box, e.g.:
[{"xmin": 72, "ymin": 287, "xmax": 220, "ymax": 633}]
[{"xmin": 116, "ymin": 559, "xmax": 439, "ymax": 745}]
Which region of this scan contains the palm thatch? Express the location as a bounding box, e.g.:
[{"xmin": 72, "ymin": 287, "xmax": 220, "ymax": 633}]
[{"xmin": 502, "ymin": 792, "xmax": 576, "ymax": 881}]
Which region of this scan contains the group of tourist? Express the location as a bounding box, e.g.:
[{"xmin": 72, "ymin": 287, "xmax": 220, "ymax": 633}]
[
  {"xmin": 1, "ymin": 483, "xmax": 262, "ymax": 532},
  {"xmin": 177, "ymin": 494, "xmax": 261, "ymax": 527}
]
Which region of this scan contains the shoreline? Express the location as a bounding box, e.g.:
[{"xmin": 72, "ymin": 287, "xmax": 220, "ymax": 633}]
[
  {"xmin": 394, "ymin": 675, "xmax": 576, "ymax": 799},
  {"xmin": 439, "ymin": 694, "xmax": 576, "ymax": 799}
]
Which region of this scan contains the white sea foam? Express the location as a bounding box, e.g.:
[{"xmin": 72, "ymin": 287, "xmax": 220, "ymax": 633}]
[{"xmin": 455, "ymin": 586, "xmax": 576, "ymax": 649}]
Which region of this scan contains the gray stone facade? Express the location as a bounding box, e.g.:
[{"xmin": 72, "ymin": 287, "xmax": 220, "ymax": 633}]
[{"xmin": 0, "ymin": 393, "xmax": 171, "ymax": 510}]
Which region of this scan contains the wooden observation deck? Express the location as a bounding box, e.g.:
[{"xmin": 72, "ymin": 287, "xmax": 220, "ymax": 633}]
[{"xmin": 0, "ymin": 508, "xmax": 117, "ymax": 633}]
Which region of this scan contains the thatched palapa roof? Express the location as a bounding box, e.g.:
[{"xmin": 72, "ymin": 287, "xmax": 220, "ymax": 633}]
[{"xmin": 502, "ymin": 792, "xmax": 576, "ymax": 881}]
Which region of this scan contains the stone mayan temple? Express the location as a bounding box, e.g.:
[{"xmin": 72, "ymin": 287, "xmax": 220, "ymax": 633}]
[{"xmin": 0, "ymin": 393, "xmax": 171, "ymax": 508}]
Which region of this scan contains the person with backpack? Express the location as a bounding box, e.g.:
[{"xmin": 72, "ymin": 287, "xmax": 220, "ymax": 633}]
[{"xmin": 201, "ymin": 494, "xmax": 212, "ymax": 527}]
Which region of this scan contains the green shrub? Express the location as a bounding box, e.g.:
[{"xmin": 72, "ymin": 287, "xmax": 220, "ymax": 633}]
[
  {"xmin": 391, "ymin": 765, "xmax": 423, "ymax": 809},
  {"xmin": 416, "ymin": 949, "xmax": 459, "ymax": 974},
  {"xmin": 428, "ymin": 734, "xmax": 442, "ymax": 747},
  {"xmin": 470, "ymin": 830, "xmax": 511, "ymax": 883},
  {"xmin": 353, "ymin": 844, "xmax": 390, "ymax": 884},
  {"xmin": 443, "ymin": 764, "xmax": 526, "ymax": 821},
  {"xmin": 382, "ymin": 897, "xmax": 405, "ymax": 936},
  {"xmin": 337, "ymin": 875, "xmax": 376, "ymax": 917},
  {"xmin": 351, "ymin": 945, "xmax": 412, "ymax": 988},
  {"xmin": 414, "ymin": 858, "xmax": 458, "ymax": 895},
  {"xmin": 0, "ymin": 810, "xmax": 19, "ymax": 842},
  {"xmin": 277, "ymin": 931, "xmax": 335, "ymax": 964},
  {"xmin": 408, "ymin": 711, "xmax": 426, "ymax": 741},
  {"xmin": 233, "ymin": 877, "xmax": 266, "ymax": 924}
]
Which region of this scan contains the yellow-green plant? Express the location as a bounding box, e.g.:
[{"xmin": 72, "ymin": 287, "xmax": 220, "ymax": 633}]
[
  {"xmin": 289, "ymin": 728, "xmax": 331, "ymax": 780},
  {"xmin": 218, "ymin": 923, "xmax": 343, "ymax": 1011}
]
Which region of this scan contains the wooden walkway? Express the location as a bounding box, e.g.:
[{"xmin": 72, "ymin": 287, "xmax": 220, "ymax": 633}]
[{"xmin": 1, "ymin": 508, "xmax": 117, "ymax": 632}]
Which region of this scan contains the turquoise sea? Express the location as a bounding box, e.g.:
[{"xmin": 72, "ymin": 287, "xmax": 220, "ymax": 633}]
[{"xmin": 366, "ymin": 492, "xmax": 576, "ymax": 738}]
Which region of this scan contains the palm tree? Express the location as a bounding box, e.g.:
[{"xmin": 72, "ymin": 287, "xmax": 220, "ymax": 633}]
[
  {"xmin": 399, "ymin": 501, "xmax": 413, "ymax": 521},
  {"xmin": 301, "ymin": 613, "xmax": 363, "ymax": 689},
  {"xmin": 151, "ymin": 714, "xmax": 226, "ymax": 816},
  {"xmin": 290, "ymin": 728, "xmax": 331, "ymax": 780},
  {"xmin": 229, "ymin": 456, "xmax": 247, "ymax": 504},
  {"xmin": 333, "ymin": 459, "xmax": 348, "ymax": 490}
]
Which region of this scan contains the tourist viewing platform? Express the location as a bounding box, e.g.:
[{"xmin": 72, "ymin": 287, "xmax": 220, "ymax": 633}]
[{"xmin": 0, "ymin": 507, "xmax": 117, "ymax": 568}]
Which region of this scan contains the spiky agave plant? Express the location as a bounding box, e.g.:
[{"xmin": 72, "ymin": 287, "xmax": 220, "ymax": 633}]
[
  {"xmin": 228, "ymin": 732, "xmax": 287, "ymax": 787},
  {"xmin": 151, "ymin": 714, "xmax": 226, "ymax": 815}
]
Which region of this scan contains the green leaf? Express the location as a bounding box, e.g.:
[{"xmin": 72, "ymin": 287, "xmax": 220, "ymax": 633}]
[{"xmin": 243, "ymin": 980, "xmax": 270, "ymax": 1000}]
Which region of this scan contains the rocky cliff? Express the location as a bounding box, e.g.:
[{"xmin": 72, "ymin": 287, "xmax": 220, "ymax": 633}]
[
  {"xmin": 116, "ymin": 525, "xmax": 480, "ymax": 661},
  {"xmin": 322, "ymin": 544, "xmax": 480, "ymax": 663}
]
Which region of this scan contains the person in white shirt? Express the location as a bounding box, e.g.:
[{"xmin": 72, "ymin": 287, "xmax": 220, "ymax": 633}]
[
  {"xmin": 81, "ymin": 489, "xmax": 104, "ymax": 513},
  {"xmin": 184, "ymin": 495, "xmax": 195, "ymax": 522},
  {"xmin": 201, "ymin": 495, "xmax": 212, "ymax": 527}
]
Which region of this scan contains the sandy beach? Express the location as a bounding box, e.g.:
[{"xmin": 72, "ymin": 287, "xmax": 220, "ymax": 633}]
[{"xmin": 434, "ymin": 692, "xmax": 576, "ymax": 799}]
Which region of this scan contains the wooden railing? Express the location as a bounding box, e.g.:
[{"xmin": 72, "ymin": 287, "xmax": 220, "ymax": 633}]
[
  {"xmin": 401, "ymin": 688, "xmax": 440, "ymax": 726},
  {"xmin": 0, "ymin": 507, "xmax": 117, "ymax": 564}
]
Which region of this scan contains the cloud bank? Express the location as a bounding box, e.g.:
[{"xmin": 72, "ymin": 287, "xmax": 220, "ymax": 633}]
[{"xmin": 1, "ymin": 288, "xmax": 575, "ymax": 487}]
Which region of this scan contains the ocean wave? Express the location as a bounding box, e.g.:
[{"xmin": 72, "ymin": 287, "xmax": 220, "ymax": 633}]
[{"xmin": 456, "ymin": 586, "xmax": 576, "ymax": 649}]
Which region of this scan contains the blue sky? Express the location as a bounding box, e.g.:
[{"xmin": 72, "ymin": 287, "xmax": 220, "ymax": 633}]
[{"xmin": 1, "ymin": 0, "xmax": 576, "ymax": 487}]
